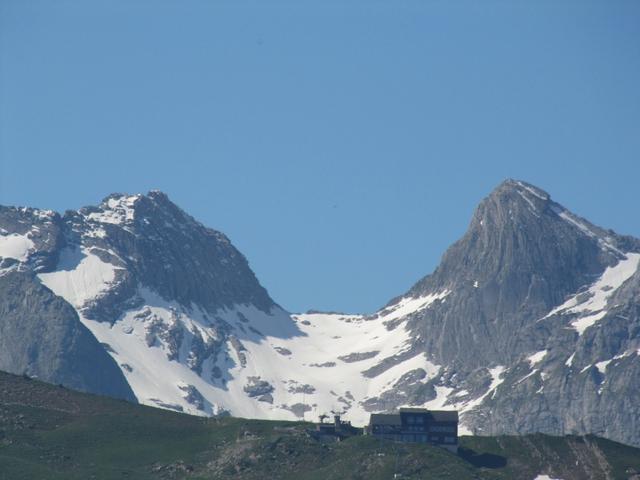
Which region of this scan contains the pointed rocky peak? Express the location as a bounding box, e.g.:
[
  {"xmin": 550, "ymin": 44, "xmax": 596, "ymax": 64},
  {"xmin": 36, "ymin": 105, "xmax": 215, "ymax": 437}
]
[
  {"xmin": 493, "ymin": 179, "xmax": 550, "ymax": 200},
  {"xmin": 101, "ymin": 192, "xmax": 143, "ymax": 206},
  {"xmin": 0, "ymin": 205, "xmax": 60, "ymax": 234},
  {"xmin": 77, "ymin": 190, "xmax": 173, "ymax": 227},
  {"xmin": 473, "ymin": 179, "xmax": 632, "ymax": 256},
  {"xmin": 469, "ymin": 179, "xmax": 552, "ymax": 231},
  {"xmin": 461, "ymin": 179, "xmax": 632, "ymax": 258},
  {"xmin": 71, "ymin": 190, "xmax": 220, "ymax": 244},
  {"xmin": 406, "ymin": 179, "xmax": 625, "ymax": 312},
  {"xmin": 390, "ymin": 181, "xmax": 640, "ymax": 373},
  {"xmin": 72, "ymin": 193, "xmax": 139, "ymax": 233},
  {"xmin": 130, "ymin": 189, "xmax": 183, "ymax": 215},
  {"xmin": 68, "ymin": 190, "xmax": 275, "ymax": 314},
  {"xmin": 490, "ymin": 179, "xmax": 550, "ymax": 204},
  {"xmin": 82, "ymin": 193, "xmax": 142, "ymax": 227}
]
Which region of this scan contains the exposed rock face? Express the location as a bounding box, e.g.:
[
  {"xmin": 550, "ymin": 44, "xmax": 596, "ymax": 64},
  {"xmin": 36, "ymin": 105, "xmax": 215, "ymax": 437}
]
[
  {"xmin": 371, "ymin": 180, "xmax": 640, "ymax": 446},
  {"xmin": 338, "ymin": 351, "xmax": 379, "ymax": 363},
  {"xmin": 468, "ymin": 262, "xmax": 640, "ymax": 446},
  {"xmin": 179, "ymin": 384, "xmax": 207, "ymax": 411},
  {"xmin": 62, "ymin": 191, "xmax": 274, "ymax": 323},
  {"xmin": 361, "ymin": 368, "xmax": 434, "ymax": 412},
  {"xmin": 0, "ymin": 271, "xmax": 135, "ymax": 401},
  {"xmin": 404, "ymin": 180, "xmax": 629, "ymax": 367},
  {"xmin": 0, "ymin": 191, "xmax": 286, "ymax": 417},
  {"xmin": 243, "ymin": 377, "xmax": 274, "ymax": 398}
]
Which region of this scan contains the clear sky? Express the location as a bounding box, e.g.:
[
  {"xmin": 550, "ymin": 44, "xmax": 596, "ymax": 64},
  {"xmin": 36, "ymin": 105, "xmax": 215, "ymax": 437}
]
[{"xmin": 1, "ymin": 0, "xmax": 639, "ymax": 313}]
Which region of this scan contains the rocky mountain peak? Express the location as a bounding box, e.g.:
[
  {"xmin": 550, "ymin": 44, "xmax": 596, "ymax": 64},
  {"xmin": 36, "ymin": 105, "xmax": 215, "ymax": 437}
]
[
  {"xmin": 75, "ymin": 190, "xmax": 180, "ymax": 230},
  {"xmin": 493, "ymin": 178, "xmax": 550, "ymax": 199},
  {"xmin": 472, "ymin": 179, "xmax": 633, "ymax": 256},
  {"xmin": 470, "ymin": 179, "xmax": 551, "ymax": 230},
  {"xmin": 401, "ymin": 179, "xmax": 631, "ymax": 367},
  {"xmin": 16, "ymin": 191, "xmax": 276, "ymax": 321},
  {"xmin": 410, "ymin": 179, "xmax": 622, "ymax": 297}
]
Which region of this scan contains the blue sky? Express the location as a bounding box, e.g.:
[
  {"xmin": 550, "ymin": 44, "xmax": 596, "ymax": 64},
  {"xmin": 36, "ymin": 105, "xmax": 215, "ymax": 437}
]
[{"xmin": 1, "ymin": 0, "xmax": 639, "ymax": 313}]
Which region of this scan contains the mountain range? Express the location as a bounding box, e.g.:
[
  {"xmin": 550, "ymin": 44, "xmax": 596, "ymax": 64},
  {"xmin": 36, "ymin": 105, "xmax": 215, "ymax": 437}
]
[{"xmin": 1, "ymin": 179, "xmax": 639, "ymax": 447}]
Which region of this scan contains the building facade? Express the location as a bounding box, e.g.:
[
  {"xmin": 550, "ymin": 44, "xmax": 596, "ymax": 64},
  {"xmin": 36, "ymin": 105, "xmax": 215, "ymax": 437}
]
[
  {"xmin": 309, "ymin": 415, "xmax": 360, "ymax": 442},
  {"xmin": 367, "ymin": 408, "xmax": 458, "ymax": 452}
]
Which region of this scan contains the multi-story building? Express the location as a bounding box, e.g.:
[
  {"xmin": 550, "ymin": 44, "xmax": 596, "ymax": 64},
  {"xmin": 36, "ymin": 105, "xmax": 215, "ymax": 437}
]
[{"xmin": 366, "ymin": 408, "xmax": 458, "ymax": 452}]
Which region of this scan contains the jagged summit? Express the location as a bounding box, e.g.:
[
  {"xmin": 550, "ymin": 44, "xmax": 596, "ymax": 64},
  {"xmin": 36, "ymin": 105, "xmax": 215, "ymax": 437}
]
[
  {"xmin": 100, "ymin": 189, "xmax": 168, "ymax": 203},
  {"xmin": 407, "ymin": 179, "xmax": 628, "ymax": 299},
  {"xmin": 2, "ymin": 190, "xmax": 275, "ymax": 316},
  {"xmin": 493, "ymin": 178, "xmax": 550, "ymax": 198},
  {"xmin": 473, "ymin": 179, "xmax": 553, "ymax": 226},
  {"xmin": 75, "ymin": 190, "xmax": 188, "ymax": 230},
  {"xmin": 475, "ymin": 179, "xmax": 633, "ymax": 254},
  {"xmin": 69, "ymin": 191, "xmax": 275, "ymax": 315},
  {"xmin": 394, "ymin": 178, "xmax": 635, "ymax": 371}
]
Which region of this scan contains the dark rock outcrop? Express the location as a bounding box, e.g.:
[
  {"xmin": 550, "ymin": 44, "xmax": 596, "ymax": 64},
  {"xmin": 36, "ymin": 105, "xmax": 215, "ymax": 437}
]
[{"xmin": 0, "ymin": 271, "xmax": 136, "ymax": 401}]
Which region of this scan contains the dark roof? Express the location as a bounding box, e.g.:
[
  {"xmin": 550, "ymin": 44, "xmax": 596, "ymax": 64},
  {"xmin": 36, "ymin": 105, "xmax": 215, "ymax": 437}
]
[
  {"xmin": 399, "ymin": 408, "xmax": 459, "ymax": 422},
  {"xmin": 369, "ymin": 414, "xmax": 401, "ymax": 426},
  {"xmin": 429, "ymin": 411, "xmax": 458, "ymax": 422}
]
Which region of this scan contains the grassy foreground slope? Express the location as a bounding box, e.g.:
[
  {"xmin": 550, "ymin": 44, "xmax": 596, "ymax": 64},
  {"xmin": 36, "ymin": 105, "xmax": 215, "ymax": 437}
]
[{"xmin": 1, "ymin": 371, "xmax": 639, "ymax": 480}]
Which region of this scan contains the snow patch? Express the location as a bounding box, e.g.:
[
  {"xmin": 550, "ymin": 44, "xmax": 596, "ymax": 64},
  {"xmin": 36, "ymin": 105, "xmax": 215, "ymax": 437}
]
[
  {"xmin": 378, "ymin": 290, "xmax": 451, "ymax": 322},
  {"xmin": 580, "ymin": 365, "xmax": 592, "ymax": 374},
  {"xmin": 268, "ymin": 309, "xmax": 446, "ymax": 425},
  {"xmin": 42, "ymin": 277, "xmax": 451, "ymax": 423},
  {"xmin": 514, "ymin": 181, "xmax": 548, "ymax": 216},
  {"xmin": 38, "ymin": 247, "xmax": 121, "ymax": 308},
  {"xmin": 458, "ymin": 366, "xmax": 505, "ymax": 414},
  {"xmin": 0, "ymin": 233, "xmax": 34, "ymax": 261},
  {"xmin": 527, "ymin": 350, "xmax": 548, "ymax": 367},
  {"xmin": 86, "ymin": 195, "xmax": 140, "ymax": 226},
  {"xmin": 595, "ymin": 360, "xmax": 612, "ymax": 374},
  {"xmin": 82, "ymin": 289, "xmax": 230, "ymax": 416},
  {"xmin": 517, "ymin": 190, "xmax": 539, "ymax": 216},
  {"xmin": 545, "ymin": 253, "xmax": 640, "ymax": 335},
  {"xmin": 84, "ymin": 228, "xmax": 107, "ymax": 239},
  {"xmin": 565, "ymin": 353, "xmax": 575, "ymax": 367},
  {"xmin": 422, "ymin": 386, "xmax": 454, "ymax": 409},
  {"xmin": 515, "ymin": 181, "xmax": 548, "ymax": 201},
  {"xmin": 515, "ymin": 369, "xmax": 538, "ymax": 385}
]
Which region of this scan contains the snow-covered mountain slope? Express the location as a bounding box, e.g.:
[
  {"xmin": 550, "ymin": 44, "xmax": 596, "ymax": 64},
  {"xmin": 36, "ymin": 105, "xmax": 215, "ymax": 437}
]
[
  {"xmin": 36, "ymin": 241, "xmax": 452, "ymax": 423},
  {"xmin": 3, "ymin": 180, "xmax": 640, "ymax": 447}
]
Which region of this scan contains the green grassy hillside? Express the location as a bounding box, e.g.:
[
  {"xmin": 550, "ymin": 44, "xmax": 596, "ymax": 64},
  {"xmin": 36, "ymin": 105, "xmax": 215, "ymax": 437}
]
[{"xmin": 1, "ymin": 371, "xmax": 639, "ymax": 480}]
